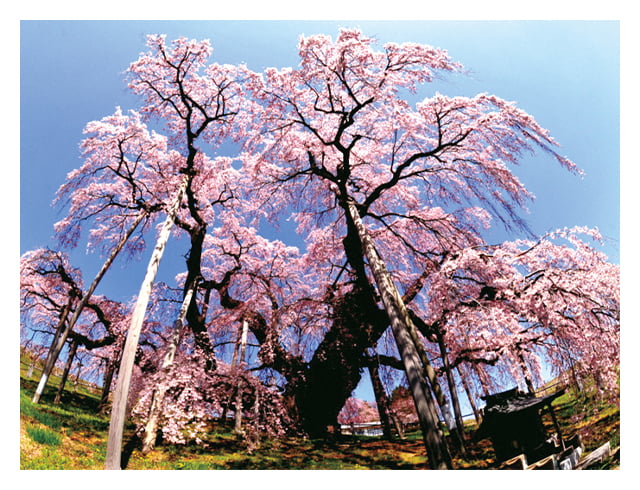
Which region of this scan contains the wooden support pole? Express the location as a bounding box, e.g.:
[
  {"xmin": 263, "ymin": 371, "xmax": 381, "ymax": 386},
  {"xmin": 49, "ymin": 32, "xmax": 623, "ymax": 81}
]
[
  {"xmin": 345, "ymin": 198, "xmax": 451, "ymax": 470},
  {"xmin": 105, "ymin": 178, "xmax": 187, "ymax": 470},
  {"xmin": 33, "ymin": 211, "xmax": 147, "ymax": 404},
  {"xmin": 141, "ymin": 279, "xmax": 197, "ymax": 454}
]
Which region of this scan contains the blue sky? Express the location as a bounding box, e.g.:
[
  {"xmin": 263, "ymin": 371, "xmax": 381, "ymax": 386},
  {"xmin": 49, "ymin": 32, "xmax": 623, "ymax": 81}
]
[
  {"xmin": 19, "ymin": 20, "xmax": 621, "ymax": 403},
  {"xmin": 20, "ymin": 20, "xmax": 620, "ymax": 276}
]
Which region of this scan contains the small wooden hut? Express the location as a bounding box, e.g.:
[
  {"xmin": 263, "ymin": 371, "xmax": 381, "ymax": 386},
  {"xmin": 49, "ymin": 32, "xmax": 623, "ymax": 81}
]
[{"xmin": 475, "ymin": 387, "xmax": 575, "ymax": 467}]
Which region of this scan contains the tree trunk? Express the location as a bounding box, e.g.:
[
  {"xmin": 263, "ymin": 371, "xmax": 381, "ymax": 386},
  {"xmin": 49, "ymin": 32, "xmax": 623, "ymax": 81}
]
[
  {"xmin": 518, "ymin": 351, "xmax": 535, "ymax": 394},
  {"xmin": 295, "ymin": 284, "xmax": 384, "ymax": 438},
  {"xmin": 234, "ymin": 319, "xmax": 250, "ymax": 435},
  {"xmin": 71, "ymin": 360, "xmax": 83, "ymax": 393},
  {"xmin": 472, "ymin": 363, "xmax": 492, "ymax": 397},
  {"xmin": 53, "ymin": 339, "xmax": 78, "ymax": 404},
  {"xmin": 457, "ymin": 365, "xmax": 482, "ymax": 424},
  {"xmin": 184, "ymin": 225, "xmax": 217, "ymax": 367},
  {"xmin": 105, "ymin": 178, "xmax": 187, "ymax": 470},
  {"xmin": 389, "ymin": 409, "xmax": 406, "ymax": 440},
  {"xmin": 436, "ymin": 332, "xmax": 466, "ymax": 450},
  {"xmin": 403, "ymin": 316, "xmax": 457, "ymax": 444},
  {"xmin": 559, "ymin": 338, "xmax": 583, "ymax": 394},
  {"xmin": 141, "ymin": 279, "xmax": 196, "ymax": 454},
  {"xmin": 32, "ymin": 297, "xmax": 75, "ymax": 403},
  {"xmin": 249, "ymin": 386, "xmax": 261, "ymax": 449},
  {"xmin": 33, "ymin": 211, "xmax": 147, "ymax": 404},
  {"xmin": 345, "ymin": 198, "xmax": 451, "ymax": 470},
  {"xmin": 207, "ymin": 238, "xmax": 390, "ymax": 439},
  {"xmin": 367, "ymin": 351, "xmax": 394, "ymax": 440},
  {"xmin": 99, "ymin": 346, "xmax": 123, "ymax": 414},
  {"xmin": 27, "ymin": 361, "xmax": 35, "ymax": 379}
]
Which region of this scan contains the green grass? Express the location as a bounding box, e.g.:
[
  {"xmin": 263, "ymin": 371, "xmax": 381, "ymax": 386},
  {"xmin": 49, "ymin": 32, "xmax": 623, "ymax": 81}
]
[
  {"xmin": 20, "ymin": 380, "xmax": 108, "ymax": 432},
  {"xmin": 26, "ymin": 426, "xmax": 62, "ymax": 446},
  {"xmin": 21, "ymin": 357, "xmax": 101, "ymax": 404},
  {"xmin": 20, "ymin": 372, "xmax": 620, "ymax": 470},
  {"xmin": 20, "ymin": 377, "xmax": 114, "ymax": 470}
]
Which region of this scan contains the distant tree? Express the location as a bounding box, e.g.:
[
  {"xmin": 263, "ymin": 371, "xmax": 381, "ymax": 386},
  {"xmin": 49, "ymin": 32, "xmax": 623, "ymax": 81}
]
[
  {"xmin": 338, "ymin": 397, "xmax": 378, "ymax": 433},
  {"xmin": 21, "ymin": 249, "xmax": 132, "ymax": 404},
  {"xmin": 390, "ymin": 385, "xmax": 419, "ymax": 426},
  {"xmin": 20, "ymin": 249, "xmax": 83, "ymax": 376},
  {"xmin": 417, "ymin": 227, "xmax": 620, "ymax": 399}
]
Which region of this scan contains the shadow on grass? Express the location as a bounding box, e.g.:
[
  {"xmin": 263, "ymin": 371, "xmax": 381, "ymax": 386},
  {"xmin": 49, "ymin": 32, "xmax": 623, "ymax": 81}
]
[
  {"xmin": 20, "ymin": 378, "xmax": 109, "ymax": 440},
  {"xmin": 20, "ymin": 374, "xmax": 620, "ymax": 470}
]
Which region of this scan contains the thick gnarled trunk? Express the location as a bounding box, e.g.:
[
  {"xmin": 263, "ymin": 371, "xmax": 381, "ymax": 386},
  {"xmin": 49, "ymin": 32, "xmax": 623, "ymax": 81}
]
[{"xmin": 295, "ymin": 284, "xmax": 385, "ymax": 438}]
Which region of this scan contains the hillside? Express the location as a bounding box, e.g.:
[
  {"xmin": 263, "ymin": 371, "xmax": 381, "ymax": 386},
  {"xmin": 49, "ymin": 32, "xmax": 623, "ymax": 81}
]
[{"xmin": 19, "ymin": 372, "xmax": 620, "ymax": 470}]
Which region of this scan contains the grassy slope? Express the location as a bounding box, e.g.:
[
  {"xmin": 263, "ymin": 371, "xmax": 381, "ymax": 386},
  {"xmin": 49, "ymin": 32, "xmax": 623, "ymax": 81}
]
[{"xmin": 19, "ymin": 373, "xmax": 620, "ymax": 470}]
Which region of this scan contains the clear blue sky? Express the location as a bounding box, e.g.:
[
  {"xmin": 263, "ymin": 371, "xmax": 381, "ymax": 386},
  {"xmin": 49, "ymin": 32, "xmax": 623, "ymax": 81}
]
[
  {"xmin": 19, "ymin": 20, "xmax": 620, "ymax": 403},
  {"xmin": 20, "ymin": 20, "xmax": 620, "ymax": 281}
]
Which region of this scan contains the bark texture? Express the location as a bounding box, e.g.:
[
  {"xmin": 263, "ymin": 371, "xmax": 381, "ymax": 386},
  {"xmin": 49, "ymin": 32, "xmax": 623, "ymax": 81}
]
[
  {"xmin": 105, "ymin": 179, "xmax": 186, "ymax": 470},
  {"xmin": 345, "ymin": 198, "xmax": 451, "ymax": 469}
]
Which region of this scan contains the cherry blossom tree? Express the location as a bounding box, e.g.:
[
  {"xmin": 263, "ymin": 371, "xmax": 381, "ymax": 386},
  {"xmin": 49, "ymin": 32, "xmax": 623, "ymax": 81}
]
[
  {"xmin": 21, "ymin": 249, "xmax": 83, "ymax": 341},
  {"xmin": 105, "ymin": 174, "xmax": 189, "ymax": 470},
  {"xmin": 21, "ymin": 249, "xmax": 83, "ymax": 402},
  {"xmin": 105, "ymin": 35, "xmax": 255, "ymax": 469},
  {"xmin": 21, "ymin": 29, "xmax": 620, "ymax": 470},
  {"xmin": 419, "ymin": 227, "xmax": 620, "ymax": 399},
  {"xmin": 140, "ymin": 278, "xmax": 196, "ymax": 453},
  {"xmin": 338, "ymin": 397, "xmax": 378, "ymax": 433},
  {"xmin": 21, "ymin": 249, "xmax": 133, "ymax": 404},
  {"xmin": 123, "ymin": 34, "xmax": 255, "ymax": 364},
  {"xmin": 197, "ymin": 214, "xmax": 322, "ymax": 432},
  {"xmin": 239, "ymin": 27, "xmax": 589, "ymax": 469},
  {"xmin": 131, "ymin": 348, "xmax": 293, "ymax": 453},
  {"xmin": 53, "ymin": 108, "xmax": 175, "ymax": 255},
  {"xmin": 37, "ymin": 107, "xmax": 184, "ymax": 406}
]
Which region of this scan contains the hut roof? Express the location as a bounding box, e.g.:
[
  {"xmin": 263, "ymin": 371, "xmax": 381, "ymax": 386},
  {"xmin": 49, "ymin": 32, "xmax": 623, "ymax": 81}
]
[{"xmin": 482, "ymin": 388, "xmax": 565, "ymax": 415}]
